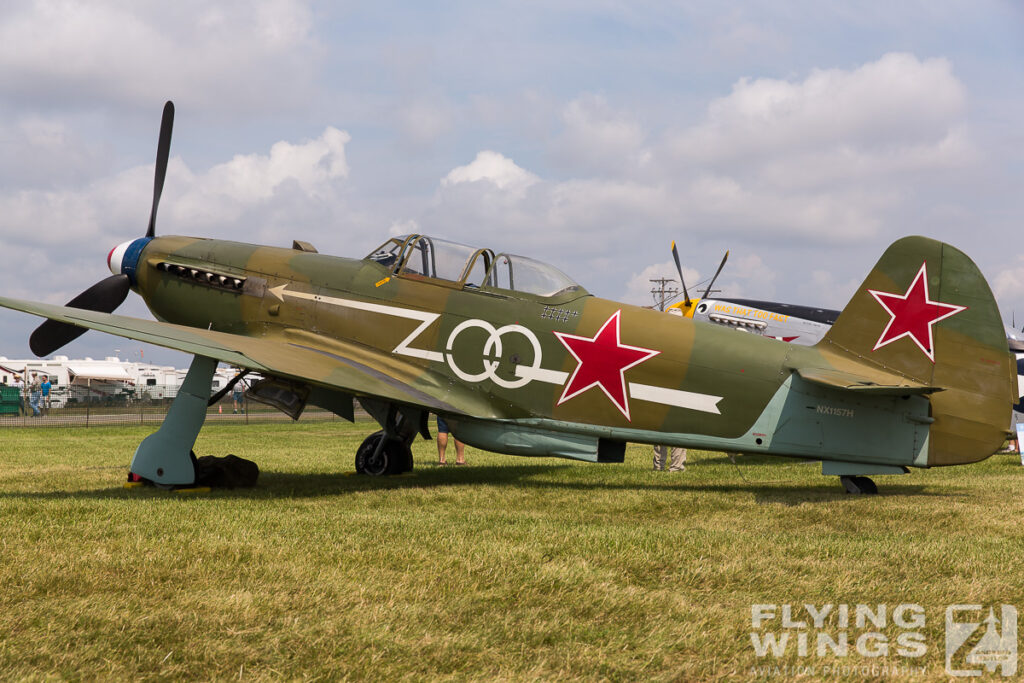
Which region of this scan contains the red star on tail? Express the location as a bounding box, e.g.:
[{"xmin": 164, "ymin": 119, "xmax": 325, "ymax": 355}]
[
  {"xmin": 868, "ymin": 262, "xmax": 966, "ymax": 363},
  {"xmin": 554, "ymin": 310, "xmax": 659, "ymax": 421}
]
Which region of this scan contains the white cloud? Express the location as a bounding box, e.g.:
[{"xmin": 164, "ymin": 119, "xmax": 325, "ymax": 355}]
[
  {"xmin": 442, "ymin": 151, "xmax": 539, "ymax": 193},
  {"xmin": 388, "ymin": 219, "xmax": 419, "ymax": 237},
  {"xmin": 553, "ymin": 94, "xmax": 648, "ymax": 173},
  {"xmin": 183, "ymin": 127, "xmax": 349, "ymax": 204},
  {"xmin": 428, "ymin": 52, "xmax": 975, "ymax": 272},
  {"xmin": 671, "ymin": 52, "xmax": 966, "ymax": 165},
  {"xmin": 0, "ymin": 126, "xmax": 352, "ymax": 253},
  {"xmin": 0, "ymin": 0, "xmax": 318, "ymax": 110}
]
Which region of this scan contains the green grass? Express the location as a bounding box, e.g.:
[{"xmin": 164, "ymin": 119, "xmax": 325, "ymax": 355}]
[{"xmin": 1, "ymin": 422, "xmax": 1022, "ymax": 680}]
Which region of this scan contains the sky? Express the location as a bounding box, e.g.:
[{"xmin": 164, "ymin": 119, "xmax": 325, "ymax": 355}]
[{"xmin": 1, "ymin": 1, "xmax": 1023, "ymax": 366}]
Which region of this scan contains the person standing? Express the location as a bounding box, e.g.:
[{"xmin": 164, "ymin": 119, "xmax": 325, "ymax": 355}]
[
  {"xmin": 13, "ymin": 373, "xmax": 25, "ymax": 416},
  {"xmin": 232, "ymin": 376, "xmax": 246, "ymax": 414},
  {"xmin": 40, "ymin": 375, "xmax": 51, "ymax": 416},
  {"xmin": 28, "ymin": 372, "xmax": 41, "ymax": 417},
  {"xmin": 652, "ymin": 444, "xmax": 686, "ymax": 472},
  {"xmin": 436, "ymin": 415, "xmax": 466, "ymax": 466}
]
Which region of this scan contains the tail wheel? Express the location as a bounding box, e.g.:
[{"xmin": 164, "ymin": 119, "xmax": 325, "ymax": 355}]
[
  {"xmin": 355, "ymin": 431, "xmax": 413, "ymax": 476},
  {"xmin": 839, "ymin": 475, "xmax": 878, "ymax": 495}
]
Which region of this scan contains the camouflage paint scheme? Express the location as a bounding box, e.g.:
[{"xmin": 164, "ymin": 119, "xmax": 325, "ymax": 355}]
[{"xmin": 0, "ymin": 234, "xmax": 1015, "ymax": 479}]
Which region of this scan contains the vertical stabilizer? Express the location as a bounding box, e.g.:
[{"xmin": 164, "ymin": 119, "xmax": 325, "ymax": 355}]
[{"xmin": 818, "ymin": 236, "xmax": 1015, "ymax": 465}]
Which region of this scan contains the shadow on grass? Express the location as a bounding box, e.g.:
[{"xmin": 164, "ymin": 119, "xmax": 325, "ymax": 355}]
[
  {"xmin": 0, "ymin": 461, "xmax": 952, "ymax": 505},
  {"xmin": 698, "ymin": 453, "xmax": 809, "ymax": 466}
]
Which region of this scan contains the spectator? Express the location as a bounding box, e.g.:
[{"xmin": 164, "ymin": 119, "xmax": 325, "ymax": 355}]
[
  {"xmin": 232, "ymin": 376, "xmax": 247, "ymax": 414},
  {"xmin": 40, "ymin": 375, "xmax": 51, "ymax": 415},
  {"xmin": 436, "ymin": 415, "xmax": 466, "ymax": 466},
  {"xmin": 653, "ymin": 444, "xmax": 686, "ymax": 472},
  {"xmin": 28, "ymin": 372, "xmax": 41, "ymax": 417},
  {"xmin": 13, "ymin": 373, "xmax": 25, "ymax": 416}
]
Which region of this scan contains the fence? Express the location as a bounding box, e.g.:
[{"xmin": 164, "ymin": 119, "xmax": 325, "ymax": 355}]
[{"xmin": 0, "ymin": 384, "xmax": 367, "ymax": 428}]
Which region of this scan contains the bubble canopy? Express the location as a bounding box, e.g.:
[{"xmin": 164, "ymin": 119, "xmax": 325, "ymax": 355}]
[{"xmin": 365, "ymin": 235, "xmax": 586, "ymax": 299}]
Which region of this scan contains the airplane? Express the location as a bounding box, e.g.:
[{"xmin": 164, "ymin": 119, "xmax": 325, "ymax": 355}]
[
  {"xmin": 679, "ymin": 296, "xmax": 836, "ymax": 344},
  {"xmin": 0, "ymin": 102, "xmax": 1017, "ymax": 495},
  {"xmin": 660, "ymin": 244, "xmax": 838, "ymax": 344}
]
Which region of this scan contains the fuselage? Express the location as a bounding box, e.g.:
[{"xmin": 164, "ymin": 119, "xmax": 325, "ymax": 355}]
[
  {"xmin": 133, "ymin": 236, "xmax": 795, "ymax": 435},
  {"xmin": 111, "ymin": 234, "xmax": 968, "ymax": 471}
]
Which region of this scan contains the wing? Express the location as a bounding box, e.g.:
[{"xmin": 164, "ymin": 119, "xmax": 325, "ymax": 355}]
[{"xmin": 0, "ymin": 296, "xmax": 498, "ymax": 417}]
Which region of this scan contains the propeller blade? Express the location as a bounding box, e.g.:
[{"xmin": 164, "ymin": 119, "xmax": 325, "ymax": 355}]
[
  {"xmin": 29, "ymin": 274, "xmax": 131, "ymax": 356},
  {"xmin": 671, "ymin": 240, "xmax": 691, "ymax": 307},
  {"xmin": 146, "ymin": 100, "xmax": 175, "ymax": 238},
  {"xmin": 700, "ymin": 250, "xmax": 729, "ymax": 301}
]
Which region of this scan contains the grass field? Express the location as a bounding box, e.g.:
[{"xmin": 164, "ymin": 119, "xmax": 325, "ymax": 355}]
[{"xmin": 1, "ymin": 421, "xmax": 1022, "ymax": 681}]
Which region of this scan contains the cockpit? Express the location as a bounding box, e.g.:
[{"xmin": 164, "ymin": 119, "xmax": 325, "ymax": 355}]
[{"xmin": 365, "ymin": 234, "xmax": 587, "ymax": 299}]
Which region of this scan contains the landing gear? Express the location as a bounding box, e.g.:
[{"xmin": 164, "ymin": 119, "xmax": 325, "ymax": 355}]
[
  {"xmin": 839, "ymin": 475, "xmax": 878, "ymax": 495},
  {"xmin": 355, "ymin": 430, "xmax": 413, "ymax": 476},
  {"xmin": 130, "ymin": 355, "xmax": 216, "ymax": 486},
  {"xmin": 355, "ymin": 400, "xmax": 426, "ymax": 476}
]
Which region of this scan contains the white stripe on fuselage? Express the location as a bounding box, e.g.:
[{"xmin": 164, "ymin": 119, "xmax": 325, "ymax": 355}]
[
  {"xmin": 270, "ymin": 284, "xmax": 443, "ymax": 362},
  {"xmin": 269, "ymin": 284, "xmax": 722, "ymax": 414}
]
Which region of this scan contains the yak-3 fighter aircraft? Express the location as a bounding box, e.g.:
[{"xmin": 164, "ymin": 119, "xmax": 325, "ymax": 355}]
[{"xmin": 0, "ymin": 102, "xmax": 1017, "ymax": 494}]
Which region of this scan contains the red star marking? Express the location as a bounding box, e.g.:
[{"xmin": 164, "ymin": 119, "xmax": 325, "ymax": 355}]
[
  {"xmin": 868, "ymin": 262, "xmax": 967, "ymax": 363},
  {"xmin": 554, "ymin": 310, "xmax": 659, "ymax": 421}
]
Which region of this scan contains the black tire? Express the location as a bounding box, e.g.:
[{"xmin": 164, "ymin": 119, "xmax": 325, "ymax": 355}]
[
  {"xmin": 355, "ymin": 431, "xmax": 388, "ymax": 475},
  {"xmin": 355, "ymin": 431, "xmax": 412, "ymax": 476},
  {"xmin": 395, "ymin": 444, "xmax": 414, "ymax": 474},
  {"xmin": 839, "ymin": 475, "xmax": 878, "ymax": 495}
]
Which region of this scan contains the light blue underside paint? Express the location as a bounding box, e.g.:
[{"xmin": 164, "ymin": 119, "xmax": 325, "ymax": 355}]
[
  {"xmin": 129, "ymin": 355, "xmax": 216, "ymax": 485},
  {"xmin": 821, "ymin": 461, "xmax": 909, "ymax": 476},
  {"xmin": 503, "ymin": 375, "xmax": 931, "ymax": 468}
]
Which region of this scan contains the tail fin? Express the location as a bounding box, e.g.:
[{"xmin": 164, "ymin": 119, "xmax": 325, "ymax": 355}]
[{"xmin": 819, "ymin": 236, "xmax": 1015, "ymax": 465}]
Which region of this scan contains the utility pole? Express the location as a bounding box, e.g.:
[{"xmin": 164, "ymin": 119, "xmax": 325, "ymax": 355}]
[{"xmin": 649, "ymin": 278, "xmax": 679, "ymax": 312}]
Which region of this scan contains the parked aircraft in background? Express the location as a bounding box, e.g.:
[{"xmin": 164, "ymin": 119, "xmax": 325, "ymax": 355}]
[{"xmin": 0, "ymin": 102, "xmax": 1017, "ymax": 495}]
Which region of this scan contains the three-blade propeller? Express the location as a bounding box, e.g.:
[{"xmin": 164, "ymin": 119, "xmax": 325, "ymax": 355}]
[{"xmin": 29, "ymin": 101, "xmax": 175, "ymax": 357}]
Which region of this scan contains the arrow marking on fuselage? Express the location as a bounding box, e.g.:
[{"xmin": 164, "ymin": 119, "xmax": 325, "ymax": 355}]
[
  {"xmin": 628, "ymin": 383, "xmax": 722, "ymax": 415},
  {"xmin": 269, "ymin": 283, "xmax": 722, "ymax": 414},
  {"xmin": 270, "ymin": 284, "xmax": 443, "ymax": 362}
]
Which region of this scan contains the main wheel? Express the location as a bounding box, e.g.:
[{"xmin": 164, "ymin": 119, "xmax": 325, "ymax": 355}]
[{"xmin": 355, "ymin": 431, "xmax": 414, "ymax": 476}]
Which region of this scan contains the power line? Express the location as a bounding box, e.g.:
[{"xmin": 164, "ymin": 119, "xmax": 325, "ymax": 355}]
[{"xmin": 649, "ymin": 278, "xmax": 679, "ymax": 312}]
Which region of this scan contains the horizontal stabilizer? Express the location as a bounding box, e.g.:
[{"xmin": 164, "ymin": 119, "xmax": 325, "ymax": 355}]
[{"xmin": 794, "ymin": 367, "xmax": 942, "ymax": 395}]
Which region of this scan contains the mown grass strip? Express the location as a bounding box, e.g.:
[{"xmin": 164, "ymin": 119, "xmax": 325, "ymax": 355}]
[{"xmin": 0, "ymin": 422, "xmax": 1021, "ymax": 680}]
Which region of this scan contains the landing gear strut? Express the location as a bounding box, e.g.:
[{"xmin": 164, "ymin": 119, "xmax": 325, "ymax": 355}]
[
  {"xmin": 839, "ymin": 475, "xmax": 878, "ymax": 495},
  {"xmin": 355, "ymin": 430, "xmax": 414, "ymax": 476}
]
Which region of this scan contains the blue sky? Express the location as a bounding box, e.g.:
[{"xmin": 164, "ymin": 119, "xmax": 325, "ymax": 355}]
[{"xmin": 1, "ymin": 1, "xmax": 1023, "ymax": 365}]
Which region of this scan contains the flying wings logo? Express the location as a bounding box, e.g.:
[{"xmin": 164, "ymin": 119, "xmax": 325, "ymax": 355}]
[
  {"xmin": 946, "ymin": 605, "xmax": 1017, "ymax": 677},
  {"xmin": 867, "ymin": 262, "xmax": 967, "ymax": 363}
]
